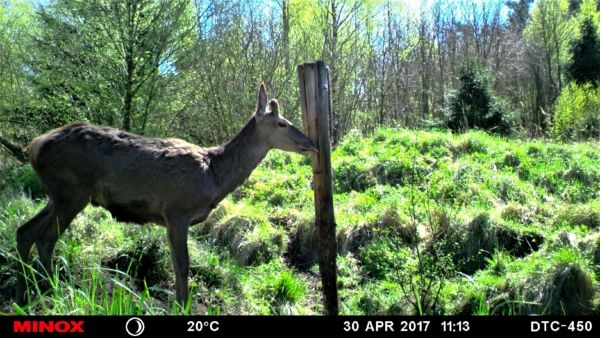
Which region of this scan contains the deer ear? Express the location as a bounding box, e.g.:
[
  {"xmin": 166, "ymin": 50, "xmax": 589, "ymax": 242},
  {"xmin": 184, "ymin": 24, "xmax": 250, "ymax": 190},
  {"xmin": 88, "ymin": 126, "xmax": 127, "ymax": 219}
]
[
  {"xmin": 268, "ymin": 99, "xmax": 279, "ymax": 117},
  {"xmin": 256, "ymin": 83, "xmax": 267, "ymax": 117}
]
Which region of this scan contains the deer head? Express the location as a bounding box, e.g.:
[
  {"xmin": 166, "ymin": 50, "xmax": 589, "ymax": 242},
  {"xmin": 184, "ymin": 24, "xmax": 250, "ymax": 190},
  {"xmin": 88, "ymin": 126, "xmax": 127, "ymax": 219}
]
[{"xmin": 254, "ymin": 84, "xmax": 318, "ymax": 155}]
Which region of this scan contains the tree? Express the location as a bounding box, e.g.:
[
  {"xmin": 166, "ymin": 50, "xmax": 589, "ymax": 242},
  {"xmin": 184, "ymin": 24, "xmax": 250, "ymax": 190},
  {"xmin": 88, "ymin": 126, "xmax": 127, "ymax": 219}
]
[
  {"xmin": 525, "ymin": 0, "xmax": 574, "ymax": 102},
  {"xmin": 29, "ymin": 0, "xmax": 195, "ymax": 133},
  {"xmin": 0, "ymin": 0, "xmax": 37, "ymax": 163},
  {"xmin": 417, "ymin": 4, "xmax": 433, "ymax": 120},
  {"xmin": 447, "ymin": 65, "xmax": 511, "ymax": 134},
  {"xmin": 568, "ymin": 16, "xmax": 600, "ymax": 85},
  {"xmin": 524, "ymin": 0, "xmax": 575, "ymax": 132},
  {"xmin": 318, "ymin": 0, "xmax": 375, "ymax": 143},
  {"xmin": 507, "ymin": 0, "xmax": 534, "ymax": 33},
  {"xmin": 1, "ymin": 0, "xmax": 594, "ymax": 162},
  {"xmin": 174, "ymin": 0, "xmax": 303, "ymax": 146}
]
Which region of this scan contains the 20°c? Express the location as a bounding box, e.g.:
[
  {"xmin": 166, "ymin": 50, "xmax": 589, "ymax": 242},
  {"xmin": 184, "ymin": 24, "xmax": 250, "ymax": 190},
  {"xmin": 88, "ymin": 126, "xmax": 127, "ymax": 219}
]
[{"xmin": 187, "ymin": 321, "xmax": 220, "ymax": 332}]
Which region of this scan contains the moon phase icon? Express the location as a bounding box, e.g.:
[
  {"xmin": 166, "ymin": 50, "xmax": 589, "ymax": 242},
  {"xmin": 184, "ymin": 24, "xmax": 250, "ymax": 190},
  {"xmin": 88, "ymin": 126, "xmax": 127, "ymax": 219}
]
[{"xmin": 125, "ymin": 317, "xmax": 145, "ymax": 337}]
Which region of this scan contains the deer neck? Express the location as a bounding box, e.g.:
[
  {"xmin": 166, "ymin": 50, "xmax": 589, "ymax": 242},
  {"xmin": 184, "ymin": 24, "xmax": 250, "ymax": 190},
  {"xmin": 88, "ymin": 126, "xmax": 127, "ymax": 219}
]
[{"xmin": 209, "ymin": 117, "xmax": 270, "ymax": 203}]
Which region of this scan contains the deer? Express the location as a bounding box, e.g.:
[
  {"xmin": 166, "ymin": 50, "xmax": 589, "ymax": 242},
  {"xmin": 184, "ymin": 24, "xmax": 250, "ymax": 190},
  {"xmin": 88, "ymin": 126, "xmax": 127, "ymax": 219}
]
[{"xmin": 15, "ymin": 84, "xmax": 318, "ymax": 308}]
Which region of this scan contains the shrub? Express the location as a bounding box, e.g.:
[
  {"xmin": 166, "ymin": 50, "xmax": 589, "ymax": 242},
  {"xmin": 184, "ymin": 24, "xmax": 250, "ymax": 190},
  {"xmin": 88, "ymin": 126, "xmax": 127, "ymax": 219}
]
[
  {"xmin": 540, "ymin": 261, "xmax": 594, "ymax": 315},
  {"xmin": 567, "ymin": 17, "xmax": 600, "ymax": 86},
  {"xmin": 359, "ymin": 238, "xmax": 408, "ymax": 279},
  {"xmin": 446, "ymin": 65, "xmax": 513, "ymax": 135},
  {"xmin": 439, "ymin": 213, "xmax": 543, "ymax": 274},
  {"xmin": 554, "ymin": 203, "xmax": 600, "ymax": 228},
  {"xmin": 102, "ymin": 238, "xmax": 170, "ymax": 290},
  {"xmin": 476, "ymin": 249, "xmax": 594, "ymax": 315},
  {"xmin": 553, "ymin": 82, "xmax": 600, "ymax": 140},
  {"xmin": 0, "ymin": 165, "xmax": 45, "ymax": 199},
  {"xmin": 204, "ymin": 203, "xmax": 285, "ymax": 266},
  {"xmin": 264, "ymin": 270, "xmax": 305, "ymax": 304},
  {"xmin": 334, "ymin": 160, "xmax": 377, "ymax": 193}
]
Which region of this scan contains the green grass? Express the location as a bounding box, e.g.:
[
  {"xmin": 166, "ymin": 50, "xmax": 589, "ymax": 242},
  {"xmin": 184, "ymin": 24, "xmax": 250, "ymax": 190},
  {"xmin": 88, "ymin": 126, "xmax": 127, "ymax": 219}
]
[{"xmin": 0, "ymin": 128, "xmax": 599, "ymax": 315}]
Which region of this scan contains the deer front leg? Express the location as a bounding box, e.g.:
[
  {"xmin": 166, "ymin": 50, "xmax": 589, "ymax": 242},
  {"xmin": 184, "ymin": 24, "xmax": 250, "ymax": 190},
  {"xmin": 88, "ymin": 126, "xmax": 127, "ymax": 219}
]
[{"xmin": 166, "ymin": 215, "xmax": 191, "ymax": 309}]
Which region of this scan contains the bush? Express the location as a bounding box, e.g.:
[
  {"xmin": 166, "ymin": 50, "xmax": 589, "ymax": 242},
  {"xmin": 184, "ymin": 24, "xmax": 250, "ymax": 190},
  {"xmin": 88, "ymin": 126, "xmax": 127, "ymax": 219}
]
[
  {"xmin": 439, "ymin": 213, "xmax": 543, "ymax": 274},
  {"xmin": 101, "ymin": 238, "xmax": 170, "ymax": 290},
  {"xmin": 541, "ymin": 261, "xmax": 594, "ymax": 315},
  {"xmin": 554, "ymin": 203, "xmax": 600, "ymax": 228},
  {"xmin": 264, "ymin": 270, "xmax": 305, "ymax": 304},
  {"xmin": 202, "ymin": 203, "xmax": 285, "ymax": 266},
  {"xmin": 359, "ymin": 238, "xmax": 408, "ymax": 279},
  {"xmin": 0, "ymin": 165, "xmax": 45, "ymax": 199},
  {"xmin": 553, "ymin": 82, "xmax": 600, "ymax": 140},
  {"xmin": 334, "ymin": 160, "xmax": 377, "ymax": 193},
  {"xmin": 447, "ymin": 65, "xmax": 513, "ymax": 135},
  {"xmin": 478, "ymin": 249, "xmax": 595, "ymax": 315},
  {"xmin": 568, "ymin": 17, "xmax": 600, "ymax": 86}
]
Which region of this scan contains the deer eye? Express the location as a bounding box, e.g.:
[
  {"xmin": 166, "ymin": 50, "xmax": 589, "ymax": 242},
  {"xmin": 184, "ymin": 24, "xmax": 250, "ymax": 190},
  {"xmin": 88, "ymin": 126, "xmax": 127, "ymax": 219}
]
[{"xmin": 278, "ymin": 122, "xmax": 287, "ymax": 128}]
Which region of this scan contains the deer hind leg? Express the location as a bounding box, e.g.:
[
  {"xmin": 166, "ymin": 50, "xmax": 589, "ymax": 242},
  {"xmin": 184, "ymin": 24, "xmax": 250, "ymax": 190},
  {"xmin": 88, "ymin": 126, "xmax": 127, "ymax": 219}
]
[
  {"xmin": 35, "ymin": 190, "xmax": 89, "ymax": 280},
  {"xmin": 166, "ymin": 215, "xmax": 191, "ymax": 309},
  {"xmin": 16, "ymin": 200, "xmax": 55, "ymax": 305}
]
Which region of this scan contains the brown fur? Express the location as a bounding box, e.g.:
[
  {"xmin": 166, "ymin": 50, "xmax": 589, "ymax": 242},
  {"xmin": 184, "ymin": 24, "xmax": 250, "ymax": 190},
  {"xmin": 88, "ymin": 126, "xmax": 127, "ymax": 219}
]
[{"xmin": 15, "ymin": 84, "xmax": 317, "ymax": 307}]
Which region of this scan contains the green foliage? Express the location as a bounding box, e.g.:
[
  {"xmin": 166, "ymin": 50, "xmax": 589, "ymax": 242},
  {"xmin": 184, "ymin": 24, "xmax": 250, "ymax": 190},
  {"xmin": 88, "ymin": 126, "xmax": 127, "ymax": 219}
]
[
  {"xmin": 447, "ymin": 66, "xmax": 513, "ymax": 135},
  {"xmin": 198, "ymin": 201, "xmax": 286, "ymax": 266},
  {"xmin": 507, "ymin": 0, "xmax": 534, "ymax": 32},
  {"xmin": 568, "ymin": 17, "xmax": 600, "ymax": 85},
  {"xmin": 359, "ymin": 238, "xmax": 409, "ymax": 279},
  {"xmin": 242, "ymin": 261, "xmax": 308, "ymax": 315},
  {"xmin": 553, "ymin": 82, "xmax": 600, "ymax": 140},
  {"xmin": 525, "ymin": 0, "xmax": 575, "ymax": 76},
  {"xmin": 469, "ymin": 248, "xmax": 595, "ymax": 315},
  {"xmin": 190, "ymin": 250, "xmax": 225, "ymax": 289},
  {"xmin": 0, "ymin": 1, "xmax": 36, "ymax": 113},
  {"xmin": 0, "ymin": 0, "xmax": 595, "ymax": 169},
  {"xmin": 28, "ymin": 0, "xmax": 195, "ymax": 133},
  {"xmin": 264, "ymin": 270, "xmax": 305, "ymax": 304},
  {"xmin": 1, "ymin": 0, "xmax": 599, "ymax": 315},
  {"xmin": 0, "ymin": 165, "xmax": 44, "ymax": 199},
  {"xmin": 438, "ymin": 212, "xmax": 544, "ymax": 274},
  {"xmin": 554, "ymin": 201, "xmax": 600, "ymax": 228},
  {"xmin": 523, "ymin": 0, "xmax": 575, "ymax": 131}
]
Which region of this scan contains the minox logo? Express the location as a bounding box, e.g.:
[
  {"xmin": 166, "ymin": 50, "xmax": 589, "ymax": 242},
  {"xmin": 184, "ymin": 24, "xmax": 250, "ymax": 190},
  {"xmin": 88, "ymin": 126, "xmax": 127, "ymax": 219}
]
[{"xmin": 13, "ymin": 320, "xmax": 85, "ymax": 333}]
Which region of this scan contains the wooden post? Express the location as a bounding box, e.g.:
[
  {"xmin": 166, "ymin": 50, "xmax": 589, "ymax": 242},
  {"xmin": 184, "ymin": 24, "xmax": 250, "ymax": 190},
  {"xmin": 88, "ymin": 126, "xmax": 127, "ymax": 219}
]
[{"xmin": 297, "ymin": 61, "xmax": 338, "ymax": 315}]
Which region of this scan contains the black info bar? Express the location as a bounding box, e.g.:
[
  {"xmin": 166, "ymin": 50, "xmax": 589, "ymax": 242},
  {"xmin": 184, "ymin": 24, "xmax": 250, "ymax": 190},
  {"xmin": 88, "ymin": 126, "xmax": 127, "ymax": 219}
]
[{"xmin": 1, "ymin": 316, "xmax": 597, "ymax": 337}]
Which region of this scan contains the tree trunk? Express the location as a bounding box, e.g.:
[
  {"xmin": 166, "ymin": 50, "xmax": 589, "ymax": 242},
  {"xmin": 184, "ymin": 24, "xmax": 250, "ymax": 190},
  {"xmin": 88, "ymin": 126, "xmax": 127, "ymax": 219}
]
[
  {"xmin": 123, "ymin": 50, "xmax": 134, "ymax": 131},
  {"xmin": 282, "ymin": 0, "xmax": 290, "ymax": 73},
  {"xmin": 122, "ymin": 0, "xmax": 137, "ymax": 132},
  {"xmin": 0, "ymin": 136, "xmax": 27, "ymax": 164},
  {"xmin": 419, "ymin": 17, "xmax": 430, "ymax": 120},
  {"xmin": 328, "ymin": 0, "xmax": 339, "ymax": 144}
]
